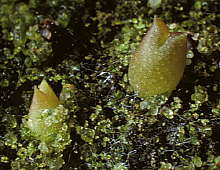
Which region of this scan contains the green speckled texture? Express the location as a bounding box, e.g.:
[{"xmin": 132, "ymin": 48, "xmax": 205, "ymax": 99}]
[{"xmin": 0, "ymin": 0, "xmax": 220, "ymax": 169}]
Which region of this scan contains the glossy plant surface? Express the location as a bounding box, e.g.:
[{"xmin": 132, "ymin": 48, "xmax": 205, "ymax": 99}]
[
  {"xmin": 27, "ymin": 80, "xmax": 68, "ymax": 144},
  {"xmin": 29, "ymin": 80, "xmax": 60, "ymax": 113},
  {"xmin": 128, "ymin": 18, "xmax": 187, "ymax": 97}
]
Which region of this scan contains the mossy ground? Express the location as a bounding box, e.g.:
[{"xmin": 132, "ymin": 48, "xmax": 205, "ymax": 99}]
[{"xmin": 0, "ymin": 0, "xmax": 220, "ymax": 169}]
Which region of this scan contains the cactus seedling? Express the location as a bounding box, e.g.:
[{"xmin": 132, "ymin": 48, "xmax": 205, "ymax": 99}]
[
  {"xmin": 128, "ymin": 18, "xmax": 188, "ymax": 97},
  {"xmin": 26, "ymin": 80, "xmax": 69, "ymax": 144},
  {"xmin": 29, "ymin": 80, "xmax": 60, "ymax": 113}
]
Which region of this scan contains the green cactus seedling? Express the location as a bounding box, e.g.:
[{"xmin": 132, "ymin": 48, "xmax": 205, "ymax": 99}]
[{"xmin": 128, "ymin": 17, "xmax": 188, "ymax": 97}]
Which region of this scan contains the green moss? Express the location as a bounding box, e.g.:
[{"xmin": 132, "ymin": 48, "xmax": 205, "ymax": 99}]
[
  {"xmin": 0, "ymin": 0, "xmax": 220, "ymax": 169},
  {"xmin": 212, "ymin": 100, "xmax": 220, "ymax": 117},
  {"xmin": 75, "ymin": 122, "xmax": 96, "ymax": 144},
  {"xmin": 159, "ymin": 162, "xmax": 173, "ymax": 170},
  {"xmin": 4, "ymin": 132, "xmax": 18, "ymax": 149},
  {"xmin": 191, "ymin": 85, "xmax": 208, "ymax": 104}
]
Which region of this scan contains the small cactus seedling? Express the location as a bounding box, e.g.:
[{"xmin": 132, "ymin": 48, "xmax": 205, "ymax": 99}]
[{"xmin": 128, "ymin": 18, "xmax": 188, "ymax": 97}]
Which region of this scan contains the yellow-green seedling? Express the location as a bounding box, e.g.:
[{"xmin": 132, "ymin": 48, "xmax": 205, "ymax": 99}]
[
  {"xmin": 128, "ymin": 17, "xmax": 188, "ymax": 97},
  {"xmin": 29, "ymin": 80, "xmax": 60, "ymax": 113},
  {"xmin": 27, "ymin": 80, "xmax": 70, "ymax": 144}
]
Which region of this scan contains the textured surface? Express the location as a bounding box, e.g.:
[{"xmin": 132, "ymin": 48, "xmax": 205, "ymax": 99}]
[
  {"xmin": 128, "ymin": 18, "xmax": 187, "ymax": 97},
  {"xmin": 27, "ymin": 80, "xmax": 62, "ymax": 143},
  {"xmin": 1, "ymin": 0, "xmax": 220, "ymax": 169},
  {"xmin": 29, "ymin": 80, "xmax": 60, "ymax": 113}
]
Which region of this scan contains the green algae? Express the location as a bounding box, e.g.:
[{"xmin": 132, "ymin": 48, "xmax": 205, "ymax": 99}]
[{"xmin": 0, "ymin": 0, "xmax": 220, "ymax": 169}]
